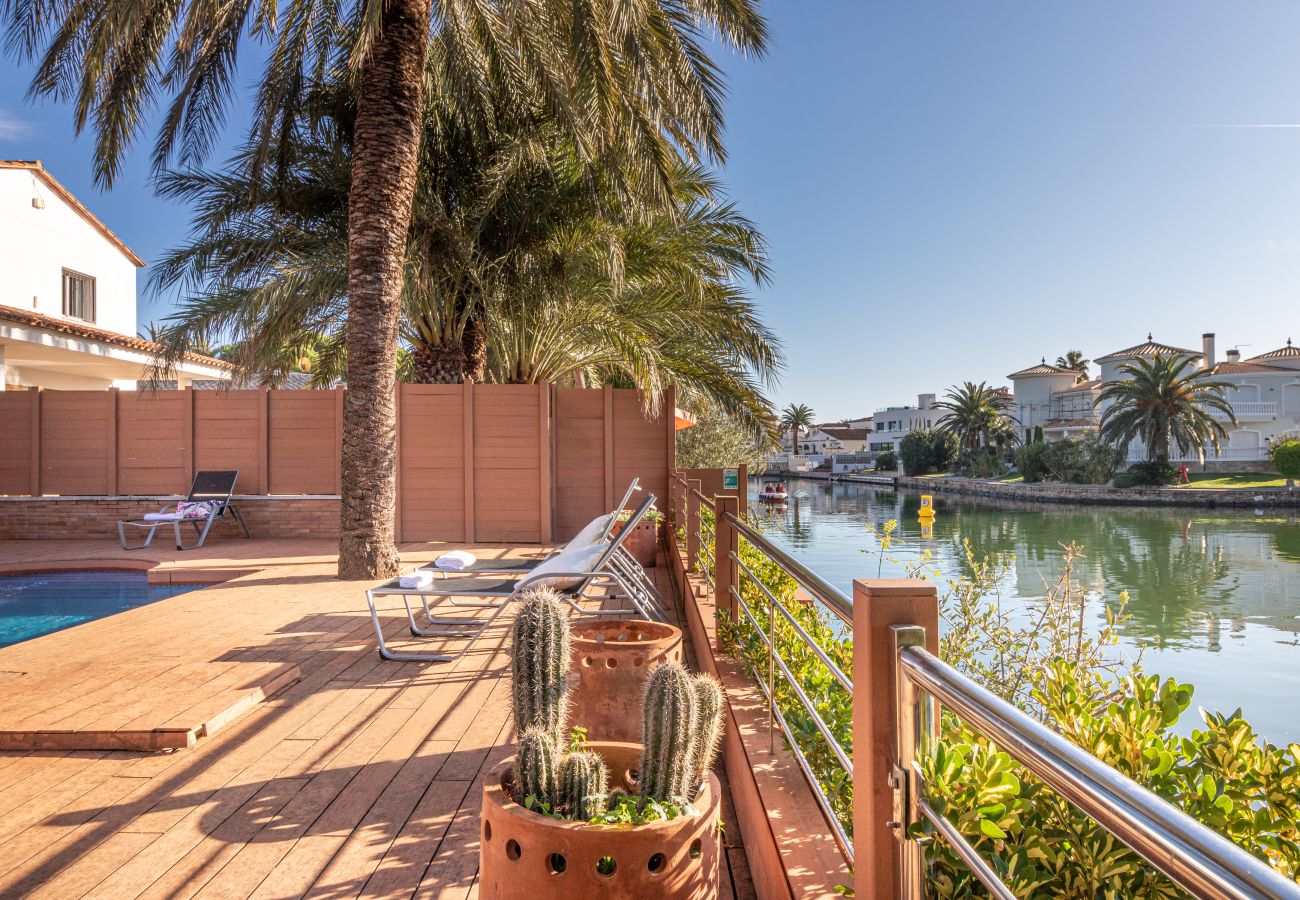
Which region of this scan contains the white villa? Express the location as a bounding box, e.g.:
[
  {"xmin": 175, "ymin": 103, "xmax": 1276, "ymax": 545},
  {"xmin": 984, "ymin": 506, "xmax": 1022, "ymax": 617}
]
[
  {"xmin": 868, "ymin": 394, "xmax": 940, "ymax": 454},
  {"xmin": 0, "ymin": 160, "xmax": 231, "ymax": 390},
  {"xmin": 1009, "ymin": 332, "xmax": 1300, "ymax": 466}
]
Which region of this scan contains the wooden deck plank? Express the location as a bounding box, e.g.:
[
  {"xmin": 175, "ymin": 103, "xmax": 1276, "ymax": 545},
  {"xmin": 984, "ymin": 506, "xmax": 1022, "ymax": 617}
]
[{"xmin": 0, "ymin": 538, "xmax": 754, "ymax": 899}]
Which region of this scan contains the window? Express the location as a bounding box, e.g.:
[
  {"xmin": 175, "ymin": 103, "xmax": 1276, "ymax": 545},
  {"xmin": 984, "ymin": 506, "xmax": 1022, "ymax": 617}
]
[{"xmin": 62, "ymin": 270, "xmax": 95, "ymax": 322}]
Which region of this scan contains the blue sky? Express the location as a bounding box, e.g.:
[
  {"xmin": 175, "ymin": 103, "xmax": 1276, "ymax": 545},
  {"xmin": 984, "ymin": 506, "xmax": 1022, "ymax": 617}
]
[{"xmin": 3, "ymin": 1, "xmax": 1298, "ymax": 420}]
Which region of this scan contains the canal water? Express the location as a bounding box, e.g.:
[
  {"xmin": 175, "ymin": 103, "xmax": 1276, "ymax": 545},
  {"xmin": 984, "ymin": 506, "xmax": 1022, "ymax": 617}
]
[{"xmin": 750, "ymin": 478, "xmax": 1300, "ymax": 743}]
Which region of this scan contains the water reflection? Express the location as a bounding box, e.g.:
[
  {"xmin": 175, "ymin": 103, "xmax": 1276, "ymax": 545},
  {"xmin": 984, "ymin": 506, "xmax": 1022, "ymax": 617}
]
[{"xmin": 750, "ymin": 478, "xmax": 1300, "ymax": 741}]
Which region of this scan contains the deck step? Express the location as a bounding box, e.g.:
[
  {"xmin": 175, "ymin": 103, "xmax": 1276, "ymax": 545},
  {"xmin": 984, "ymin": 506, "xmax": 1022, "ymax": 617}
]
[{"xmin": 0, "ymin": 661, "xmax": 300, "ymax": 751}]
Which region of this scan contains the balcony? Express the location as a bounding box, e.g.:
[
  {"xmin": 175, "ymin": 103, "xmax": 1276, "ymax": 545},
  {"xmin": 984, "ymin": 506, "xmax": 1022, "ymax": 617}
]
[{"xmin": 1212, "ymin": 401, "xmax": 1278, "ymax": 421}]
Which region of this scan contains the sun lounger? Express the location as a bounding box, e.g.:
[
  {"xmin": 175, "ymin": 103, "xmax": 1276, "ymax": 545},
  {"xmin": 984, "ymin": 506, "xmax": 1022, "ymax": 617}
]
[
  {"xmin": 117, "ymin": 471, "xmax": 250, "ymax": 550},
  {"xmin": 365, "ymin": 494, "xmax": 666, "ymax": 662},
  {"xmin": 421, "ymin": 478, "xmax": 642, "ymax": 577}
]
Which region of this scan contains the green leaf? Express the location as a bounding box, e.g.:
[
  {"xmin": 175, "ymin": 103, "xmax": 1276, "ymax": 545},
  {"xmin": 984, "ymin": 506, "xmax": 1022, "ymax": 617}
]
[{"xmin": 979, "ymin": 819, "xmax": 1007, "ymax": 839}]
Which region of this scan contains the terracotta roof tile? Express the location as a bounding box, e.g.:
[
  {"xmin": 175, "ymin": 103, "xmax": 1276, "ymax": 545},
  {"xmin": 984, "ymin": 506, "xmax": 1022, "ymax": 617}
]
[
  {"xmin": 0, "ymin": 303, "xmax": 234, "ymax": 370},
  {"xmin": 1200, "ymin": 361, "xmax": 1294, "ymax": 375},
  {"xmin": 1007, "ymin": 360, "xmax": 1078, "ymax": 379},
  {"xmin": 1095, "ymin": 334, "xmax": 1200, "ymax": 363},
  {"xmin": 1246, "ymin": 338, "xmax": 1300, "ymax": 362}
]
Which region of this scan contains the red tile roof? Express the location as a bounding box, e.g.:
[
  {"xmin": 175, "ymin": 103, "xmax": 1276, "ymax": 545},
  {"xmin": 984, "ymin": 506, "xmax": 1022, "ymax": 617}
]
[
  {"xmin": 1246, "ymin": 338, "xmax": 1300, "ymax": 362},
  {"xmin": 1007, "ymin": 360, "xmax": 1078, "ymax": 379},
  {"xmin": 1056, "ymin": 378, "xmax": 1100, "ymax": 392},
  {"xmin": 0, "ymin": 303, "xmax": 235, "ymax": 370},
  {"xmin": 1200, "ymin": 361, "xmax": 1293, "ymax": 375},
  {"xmin": 1095, "ymin": 334, "xmax": 1200, "ymax": 363},
  {"xmin": 0, "ymin": 160, "xmax": 146, "ymax": 267}
]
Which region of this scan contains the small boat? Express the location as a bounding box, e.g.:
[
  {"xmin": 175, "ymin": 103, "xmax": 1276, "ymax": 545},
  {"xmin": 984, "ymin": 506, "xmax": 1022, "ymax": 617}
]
[{"xmin": 759, "ymin": 483, "xmax": 789, "ymax": 502}]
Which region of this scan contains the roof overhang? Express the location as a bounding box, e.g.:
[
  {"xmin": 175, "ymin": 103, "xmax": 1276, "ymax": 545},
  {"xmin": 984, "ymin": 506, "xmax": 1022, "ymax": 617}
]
[{"xmin": 0, "ymin": 160, "xmax": 146, "ymax": 267}]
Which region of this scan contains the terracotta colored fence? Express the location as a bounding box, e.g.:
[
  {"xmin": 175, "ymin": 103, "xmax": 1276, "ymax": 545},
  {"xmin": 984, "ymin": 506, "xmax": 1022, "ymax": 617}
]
[{"xmin": 0, "ymin": 384, "xmax": 673, "ymax": 544}]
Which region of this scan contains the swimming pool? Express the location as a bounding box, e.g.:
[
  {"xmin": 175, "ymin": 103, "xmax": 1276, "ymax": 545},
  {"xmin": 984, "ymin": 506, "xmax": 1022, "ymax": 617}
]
[{"xmin": 0, "ymin": 571, "xmax": 201, "ymax": 648}]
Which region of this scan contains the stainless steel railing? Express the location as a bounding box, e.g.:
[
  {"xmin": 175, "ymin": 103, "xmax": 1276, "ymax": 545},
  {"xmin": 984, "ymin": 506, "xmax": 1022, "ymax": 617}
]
[
  {"xmin": 720, "ymin": 510, "xmax": 856, "ymax": 862},
  {"xmin": 891, "ymin": 628, "xmax": 1300, "ymax": 899},
  {"xmin": 674, "ymin": 473, "xmax": 1299, "ymax": 898}
]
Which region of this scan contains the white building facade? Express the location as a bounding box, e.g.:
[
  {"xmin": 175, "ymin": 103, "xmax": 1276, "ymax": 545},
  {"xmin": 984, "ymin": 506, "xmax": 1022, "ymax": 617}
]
[
  {"xmin": 1009, "ymin": 333, "xmax": 1300, "ymax": 467},
  {"xmin": 868, "ymin": 394, "xmax": 939, "ymax": 453},
  {"xmin": 0, "ymin": 160, "xmax": 230, "ymax": 389}
]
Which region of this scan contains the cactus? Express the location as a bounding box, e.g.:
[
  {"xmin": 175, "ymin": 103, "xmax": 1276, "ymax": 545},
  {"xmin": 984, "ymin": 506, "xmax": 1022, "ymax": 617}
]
[
  {"xmin": 688, "ymin": 674, "xmax": 725, "ymax": 800},
  {"xmin": 638, "ymin": 661, "xmax": 700, "ymax": 803},
  {"xmin": 560, "ymin": 750, "xmax": 609, "ymax": 819},
  {"xmin": 515, "ymin": 727, "xmax": 561, "ymax": 809},
  {"xmin": 510, "ymin": 587, "xmax": 571, "ymax": 739}
]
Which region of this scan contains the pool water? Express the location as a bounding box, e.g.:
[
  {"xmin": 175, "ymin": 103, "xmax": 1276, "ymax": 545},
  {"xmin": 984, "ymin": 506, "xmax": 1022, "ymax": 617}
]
[{"xmin": 0, "ymin": 571, "xmax": 200, "ymax": 648}]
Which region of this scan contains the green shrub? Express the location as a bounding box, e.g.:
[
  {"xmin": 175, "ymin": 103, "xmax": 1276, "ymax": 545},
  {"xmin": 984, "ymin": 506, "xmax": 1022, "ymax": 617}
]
[
  {"xmin": 716, "ymin": 528, "xmax": 1300, "ymax": 892},
  {"xmin": 958, "ymin": 446, "xmax": 1003, "ymax": 478},
  {"xmin": 1272, "ymin": 439, "xmax": 1300, "ymax": 487},
  {"xmin": 1042, "ymin": 434, "xmax": 1122, "ymax": 484},
  {"xmin": 1014, "ymin": 441, "xmax": 1050, "ymax": 483},
  {"xmin": 900, "ymin": 429, "xmax": 957, "ymax": 475},
  {"xmin": 1126, "ymin": 460, "xmax": 1178, "ymax": 486},
  {"xmin": 874, "ymin": 450, "xmax": 896, "ymax": 472}
]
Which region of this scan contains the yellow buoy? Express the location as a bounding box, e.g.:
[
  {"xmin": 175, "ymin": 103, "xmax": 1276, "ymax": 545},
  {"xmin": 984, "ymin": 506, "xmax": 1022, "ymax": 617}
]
[{"xmin": 918, "ymin": 494, "xmax": 936, "ymax": 519}]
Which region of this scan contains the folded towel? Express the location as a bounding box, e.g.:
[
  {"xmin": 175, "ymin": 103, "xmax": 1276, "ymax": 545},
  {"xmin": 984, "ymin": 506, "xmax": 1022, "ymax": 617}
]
[
  {"xmin": 434, "ymin": 550, "xmax": 478, "ymax": 570},
  {"xmin": 142, "ymin": 512, "xmax": 183, "ymax": 522},
  {"xmin": 399, "ymin": 570, "xmax": 435, "ymax": 589}
]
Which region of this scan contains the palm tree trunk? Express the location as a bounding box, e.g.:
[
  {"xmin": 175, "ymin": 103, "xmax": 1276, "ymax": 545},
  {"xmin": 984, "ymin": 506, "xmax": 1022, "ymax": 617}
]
[
  {"xmin": 337, "ymin": 0, "xmax": 433, "ymax": 580},
  {"xmin": 410, "ymin": 342, "xmax": 470, "ymax": 383}
]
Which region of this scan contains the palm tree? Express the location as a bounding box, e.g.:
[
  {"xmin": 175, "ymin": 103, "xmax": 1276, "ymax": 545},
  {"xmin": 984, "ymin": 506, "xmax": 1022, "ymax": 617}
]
[
  {"xmin": 1098, "ymin": 353, "xmax": 1237, "ymax": 465},
  {"xmin": 1056, "ymin": 350, "xmax": 1091, "ymax": 380},
  {"xmin": 4, "ymin": 0, "xmax": 767, "ymax": 578},
  {"xmin": 934, "ymin": 382, "xmax": 1017, "ymax": 452},
  {"xmin": 148, "ymin": 103, "xmax": 781, "ymax": 436},
  {"xmin": 780, "ymin": 404, "xmax": 816, "ymax": 455}
]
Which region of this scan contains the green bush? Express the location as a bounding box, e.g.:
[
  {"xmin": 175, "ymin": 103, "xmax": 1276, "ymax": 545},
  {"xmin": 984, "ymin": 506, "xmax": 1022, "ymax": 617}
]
[
  {"xmin": 1042, "ymin": 434, "xmax": 1122, "ymax": 484},
  {"xmin": 1014, "ymin": 441, "xmax": 1050, "ymax": 483},
  {"xmin": 899, "ymin": 429, "xmax": 957, "ymax": 476},
  {"xmin": 958, "ymin": 446, "xmax": 1003, "ymax": 478},
  {"xmin": 1272, "ymin": 439, "xmax": 1300, "ymax": 486},
  {"xmin": 1125, "ymin": 460, "xmax": 1178, "ymax": 486},
  {"xmin": 716, "ymin": 529, "xmax": 1300, "ymax": 893},
  {"xmin": 874, "ymin": 450, "xmax": 896, "ymax": 472}
]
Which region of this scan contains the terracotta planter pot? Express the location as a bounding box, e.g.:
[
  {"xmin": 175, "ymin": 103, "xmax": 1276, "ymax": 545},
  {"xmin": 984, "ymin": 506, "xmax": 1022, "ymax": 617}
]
[
  {"xmin": 611, "ymin": 518, "xmax": 659, "ymax": 567},
  {"xmin": 567, "ymin": 620, "xmax": 683, "ymax": 743},
  {"xmin": 480, "ymin": 741, "xmax": 721, "ymax": 900}
]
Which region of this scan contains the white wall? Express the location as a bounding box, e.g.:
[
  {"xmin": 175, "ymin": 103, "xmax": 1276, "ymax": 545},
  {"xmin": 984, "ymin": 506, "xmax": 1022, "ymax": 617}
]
[{"xmin": 0, "ymin": 169, "xmax": 140, "ymax": 337}]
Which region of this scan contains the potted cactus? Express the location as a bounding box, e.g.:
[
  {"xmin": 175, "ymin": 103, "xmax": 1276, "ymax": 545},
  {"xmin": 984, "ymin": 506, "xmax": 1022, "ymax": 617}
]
[
  {"xmin": 568, "ymin": 619, "xmax": 683, "ymax": 743},
  {"xmin": 610, "ymin": 507, "xmax": 662, "ymax": 567},
  {"xmin": 481, "ymin": 588, "xmax": 725, "ymax": 899}
]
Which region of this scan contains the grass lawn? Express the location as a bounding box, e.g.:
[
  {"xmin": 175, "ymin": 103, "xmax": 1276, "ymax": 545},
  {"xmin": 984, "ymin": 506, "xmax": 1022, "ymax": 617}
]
[
  {"xmin": 996, "ymin": 472, "xmax": 1024, "ymax": 483},
  {"xmin": 1184, "ymin": 472, "xmax": 1288, "ymax": 489}
]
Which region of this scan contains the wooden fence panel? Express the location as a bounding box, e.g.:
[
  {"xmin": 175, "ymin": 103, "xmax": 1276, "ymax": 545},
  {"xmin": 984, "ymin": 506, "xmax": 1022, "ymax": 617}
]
[
  {"xmin": 612, "ymin": 389, "xmax": 671, "ymax": 516},
  {"xmin": 0, "ymin": 392, "xmax": 37, "ymax": 495},
  {"xmin": 398, "ymin": 384, "xmax": 467, "ymax": 542},
  {"xmin": 194, "ymin": 390, "xmax": 265, "ymax": 494},
  {"xmin": 268, "ymin": 391, "xmax": 338, "ymax": 494},
  {"xmin": 552, "ymin": 389, "xmax": 608, "ymax": 539},
  {"xmin": 474, "ymin": 383, "xmax": 547, "ymax": 543},
  {"xmin": 677, "ymin": 466, "xmax": 748, "ymax": 516},
  {"xmin": 40, "ymin": 391, "xmax": 114, "ymax": 495},
  {"xmin": 117, "ymin": 391, "xmax": 190, "ymax": 494}
]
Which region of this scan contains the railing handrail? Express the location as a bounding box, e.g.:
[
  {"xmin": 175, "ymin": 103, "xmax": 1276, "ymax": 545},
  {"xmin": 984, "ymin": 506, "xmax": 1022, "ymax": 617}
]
[
  {"xmin": 898, "ymin": 644, "xmax": 1300, "ymax": 900},
  {"xmin": 721, "ymin": 510, "xmax": 854, "ymax": 625}
]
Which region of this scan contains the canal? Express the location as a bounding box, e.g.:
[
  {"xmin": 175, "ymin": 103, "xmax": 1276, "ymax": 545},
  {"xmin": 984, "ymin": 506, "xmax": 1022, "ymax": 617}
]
[{"xmin": 750, "ymin": 477, "xmax": 1300, "ymax": 743}]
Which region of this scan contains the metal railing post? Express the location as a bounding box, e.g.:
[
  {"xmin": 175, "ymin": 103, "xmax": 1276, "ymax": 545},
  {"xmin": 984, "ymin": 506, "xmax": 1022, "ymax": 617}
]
[
  {"xmin": 850, "ymin": 579, "xmax": 939, "ymax": 899},
  {"xmin": 685, "ymin": 478, "xmax": 702, "ymax": 572},
  {"xmin": 714, "ymin": 496, "xmax": 740, "ymax": 645}
]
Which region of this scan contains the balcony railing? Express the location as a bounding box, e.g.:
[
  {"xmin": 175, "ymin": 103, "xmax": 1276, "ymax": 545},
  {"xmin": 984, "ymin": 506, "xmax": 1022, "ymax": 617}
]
[
  {"xmin": 668, "ymin": 469, "xmax": 1300, "ymax": 898},
  {"xmin": 1127, "ymin": 446, "xmax": 1271, "ymax": 462},
  {"xmin": 1211, "ymin": 401, "xmax": 1278, "ymax": 420}
]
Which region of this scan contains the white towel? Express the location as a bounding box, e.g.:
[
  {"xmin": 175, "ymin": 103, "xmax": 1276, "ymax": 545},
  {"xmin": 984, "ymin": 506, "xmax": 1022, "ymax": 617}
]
[
  {"xmin": 434, "ymin": 550, "xmax": 478, "ymax": 571},
  {"xmin": 142, "ymin": 512, "xmax": 183, "ymax": 522},
  {"xmin": 399, "ymin": 570, "xmax": 435, "ymax": 589}
]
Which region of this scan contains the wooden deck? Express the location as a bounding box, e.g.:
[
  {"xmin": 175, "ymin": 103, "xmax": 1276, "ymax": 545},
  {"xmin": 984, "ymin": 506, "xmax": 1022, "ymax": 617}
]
[{"xmin": 0, "ymin": 539, "xmax": 755, "ymax": 899}]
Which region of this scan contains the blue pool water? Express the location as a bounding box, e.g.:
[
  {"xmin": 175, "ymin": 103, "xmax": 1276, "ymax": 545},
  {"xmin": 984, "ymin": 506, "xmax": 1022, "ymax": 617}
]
[{"xmin": 0, "ymin": 571, "xmax": 200, "ymax": 648}]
